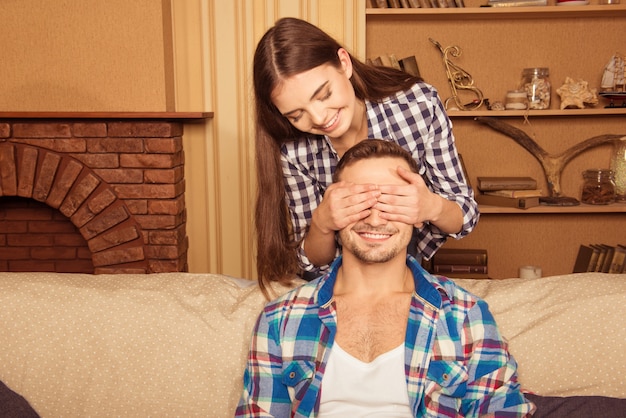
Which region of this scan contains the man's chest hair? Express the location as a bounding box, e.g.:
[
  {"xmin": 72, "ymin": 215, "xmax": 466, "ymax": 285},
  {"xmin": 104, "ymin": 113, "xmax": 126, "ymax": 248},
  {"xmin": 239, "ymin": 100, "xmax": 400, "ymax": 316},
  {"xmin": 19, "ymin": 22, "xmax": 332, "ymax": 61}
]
[{"xmin": 333, "ymin": 294, "xmax": 411, "ymax": 362}]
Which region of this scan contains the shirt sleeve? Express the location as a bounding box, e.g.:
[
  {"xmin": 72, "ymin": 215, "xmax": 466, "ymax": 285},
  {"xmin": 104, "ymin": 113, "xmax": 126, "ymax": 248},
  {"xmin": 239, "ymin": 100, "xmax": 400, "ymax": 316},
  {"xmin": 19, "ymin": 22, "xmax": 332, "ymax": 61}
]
[
  {"xmin": 458, "ymin": 300, "xmax": 535, "ymax": 417},
  {"xmin": 235, "ymin": 310, "xmax": 292, "ymax": 417},
  {"xmin": 414, "ymin": 85, "xmax": 479, "ymax": 260},
  {"xmin": 280, "ymin": 142, "xmax": 337, "ymax": 276}
]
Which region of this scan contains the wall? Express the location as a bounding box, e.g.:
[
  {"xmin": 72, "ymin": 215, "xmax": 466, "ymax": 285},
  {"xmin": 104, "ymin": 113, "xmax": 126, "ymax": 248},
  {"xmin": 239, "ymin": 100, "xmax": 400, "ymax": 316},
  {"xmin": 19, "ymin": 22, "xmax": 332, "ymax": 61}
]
[
  {"xmin": 0, "ymin": 0, "xmax": 364, "ymax": 279},
  {"xmin": 0, "ymin": 0, "xmax": 174, "ymax": 111},
  {"xmin": 169, "ymin": 0, "xmax": 365, "ymax": 278}
]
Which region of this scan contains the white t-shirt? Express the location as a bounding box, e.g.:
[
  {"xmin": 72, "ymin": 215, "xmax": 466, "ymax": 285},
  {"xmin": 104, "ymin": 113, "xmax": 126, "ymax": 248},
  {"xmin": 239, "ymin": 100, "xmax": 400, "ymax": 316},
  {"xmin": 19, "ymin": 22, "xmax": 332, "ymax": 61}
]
[{"xmin": 318, "ymin": 342, "xmax": 413, "ymax": 417}]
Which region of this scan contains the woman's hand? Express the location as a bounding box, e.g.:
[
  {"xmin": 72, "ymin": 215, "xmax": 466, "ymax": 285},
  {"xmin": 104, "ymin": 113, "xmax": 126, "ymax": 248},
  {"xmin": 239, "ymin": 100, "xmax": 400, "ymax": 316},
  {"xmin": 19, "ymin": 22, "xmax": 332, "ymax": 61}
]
[
  {"xmin": 304, "ymin": 182, "xmax": 380, "ymax": 267},
  {"xmin": 374, "ymin": 166, "xmax": 442, "ymax": 229},
  {"xmin": 313, "ymin": 181, "xmax": 381, "ymax": 234}
]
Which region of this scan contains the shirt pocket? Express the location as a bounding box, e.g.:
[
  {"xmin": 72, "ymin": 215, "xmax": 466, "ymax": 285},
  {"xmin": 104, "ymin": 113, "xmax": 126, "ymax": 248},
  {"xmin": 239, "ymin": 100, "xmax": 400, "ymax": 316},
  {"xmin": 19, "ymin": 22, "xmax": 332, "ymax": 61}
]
[
  {"xmin": 282, "ymin": 360, "xmax": 315, "ymax": 388},
  {"xmin": 427, "ymin": 360, "xmax": 469, "ymax": 398}
]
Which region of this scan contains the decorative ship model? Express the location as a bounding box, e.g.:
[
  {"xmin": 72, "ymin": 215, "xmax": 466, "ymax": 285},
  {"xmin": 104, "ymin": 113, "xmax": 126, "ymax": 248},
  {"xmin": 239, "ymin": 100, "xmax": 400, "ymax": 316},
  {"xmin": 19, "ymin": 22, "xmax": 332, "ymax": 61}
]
[{"xmin": 599, "ymin": 53, "xmax": 626, "ymax": 107}]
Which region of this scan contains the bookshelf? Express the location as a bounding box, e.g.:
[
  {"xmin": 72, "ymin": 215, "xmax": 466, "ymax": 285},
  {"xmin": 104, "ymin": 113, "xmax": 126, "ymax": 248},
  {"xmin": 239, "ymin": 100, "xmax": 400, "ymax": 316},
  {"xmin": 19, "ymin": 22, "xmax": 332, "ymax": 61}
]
[
  {"xmin": 480, "ymin": 202, "xmax": 626, "ymax": 214},
  {"xmin": 365, "ymin": 2, "xmax": 626, "ymax": 279}
]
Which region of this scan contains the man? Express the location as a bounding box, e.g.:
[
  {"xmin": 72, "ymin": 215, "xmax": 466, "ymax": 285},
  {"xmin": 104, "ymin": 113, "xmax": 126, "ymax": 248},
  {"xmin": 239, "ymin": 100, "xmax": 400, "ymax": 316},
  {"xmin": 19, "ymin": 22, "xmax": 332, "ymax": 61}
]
[{"xmin": 236, "ymin": 139, "xmax": 534, "ymax": 417}]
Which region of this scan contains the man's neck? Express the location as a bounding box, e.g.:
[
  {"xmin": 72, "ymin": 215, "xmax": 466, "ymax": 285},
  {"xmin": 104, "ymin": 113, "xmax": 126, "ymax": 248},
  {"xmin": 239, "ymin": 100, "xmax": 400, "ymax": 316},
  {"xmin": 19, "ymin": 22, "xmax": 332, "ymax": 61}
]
[{"xmin": 334, "ymin": 253, "xmax": 413, "ymax": 298}]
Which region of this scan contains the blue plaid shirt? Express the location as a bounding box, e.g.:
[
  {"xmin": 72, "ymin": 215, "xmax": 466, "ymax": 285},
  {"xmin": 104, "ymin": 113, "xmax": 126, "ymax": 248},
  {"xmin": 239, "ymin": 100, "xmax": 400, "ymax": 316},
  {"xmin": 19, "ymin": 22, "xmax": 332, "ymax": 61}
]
[
  {"xmin": 280, "ymin": 82, "xmax": 479, "ymax": 275},
  {"xmin": 236, "ymin": 256, "xmax": 534, "ymax": 417}
]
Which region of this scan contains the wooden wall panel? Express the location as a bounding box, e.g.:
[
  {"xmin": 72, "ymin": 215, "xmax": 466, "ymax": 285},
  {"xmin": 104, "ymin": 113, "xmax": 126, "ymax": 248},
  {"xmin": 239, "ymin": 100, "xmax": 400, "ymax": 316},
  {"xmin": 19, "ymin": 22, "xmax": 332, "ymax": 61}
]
[
  {"xmin": 175, "ymin": 0, "xmax": 364, "ymax": 277},
  {"xmin": 0, "ymin": 0, "xmax": 172, "ymax": 111}
]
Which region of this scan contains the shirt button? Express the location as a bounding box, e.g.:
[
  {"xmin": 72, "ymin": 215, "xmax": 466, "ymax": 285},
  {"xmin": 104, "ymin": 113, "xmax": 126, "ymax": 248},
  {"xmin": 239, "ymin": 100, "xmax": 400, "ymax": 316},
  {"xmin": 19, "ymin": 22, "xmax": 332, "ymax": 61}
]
[
  {"xmin": 442, "ymin": 373, "xmax": 449, "ymax": 380},
  {"xmin": 289, "ymin": 372, "xmax": 296, "ymax": 378}
]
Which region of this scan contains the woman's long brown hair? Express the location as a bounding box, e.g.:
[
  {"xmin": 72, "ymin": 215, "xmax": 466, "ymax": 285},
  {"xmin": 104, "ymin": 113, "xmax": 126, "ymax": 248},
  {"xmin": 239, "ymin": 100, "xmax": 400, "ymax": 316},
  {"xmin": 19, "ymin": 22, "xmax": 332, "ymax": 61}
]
[{"xmin": 253, "ymin": 17, "xmax": 422, "ymax": 298}]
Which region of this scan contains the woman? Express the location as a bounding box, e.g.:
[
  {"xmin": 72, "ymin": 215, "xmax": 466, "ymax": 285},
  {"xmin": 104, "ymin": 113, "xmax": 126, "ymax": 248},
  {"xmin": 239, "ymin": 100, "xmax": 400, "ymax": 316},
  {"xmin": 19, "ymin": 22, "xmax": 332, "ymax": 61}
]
[{"xmin": 253, "ymin": 17, "xmax": 478, "ymax": 294}]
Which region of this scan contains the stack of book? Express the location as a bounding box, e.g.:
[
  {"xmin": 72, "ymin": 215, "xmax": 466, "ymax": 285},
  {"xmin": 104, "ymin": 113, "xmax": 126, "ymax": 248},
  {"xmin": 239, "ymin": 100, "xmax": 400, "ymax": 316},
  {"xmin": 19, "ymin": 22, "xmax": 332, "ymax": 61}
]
[
  {"xmin": 487, "ymin": 0, "xmax": 546, "ymax": 7},
  {"xmin": 573, "ymin": 244, "xmax": 626, "ymax": 274},
  {"xmin": 367, "ymin": 0, "xmax": 465, "ymax": 8},
  {"xmin": 428, "ymin": 248, "xmax": 489, "ymax": 279},
  {"xmin": 368, "ymin": 54, "xmax": 421, "ymax": 77},
  {"xmin": 475, "ymin": 176, "xmax": 542, "ymax": 209}
]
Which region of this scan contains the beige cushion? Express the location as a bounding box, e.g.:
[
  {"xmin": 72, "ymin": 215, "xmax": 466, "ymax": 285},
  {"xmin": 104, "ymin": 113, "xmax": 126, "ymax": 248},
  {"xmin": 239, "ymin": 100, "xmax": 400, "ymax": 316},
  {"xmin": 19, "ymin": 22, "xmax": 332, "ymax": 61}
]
[
  {"xmin": 0, "ymin": 272, "xmax": 298, "ymax": 417},
  {"xmin": 452, "ymin": 272, "xmax": 626, "ymax": 398}
]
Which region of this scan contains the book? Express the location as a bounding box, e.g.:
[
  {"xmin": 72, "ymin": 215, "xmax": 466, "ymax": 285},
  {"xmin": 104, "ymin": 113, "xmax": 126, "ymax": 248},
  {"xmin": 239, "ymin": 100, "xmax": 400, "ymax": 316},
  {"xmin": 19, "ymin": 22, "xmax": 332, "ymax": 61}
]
[
  {"xmin": 371, "ymin": 56, "xmax": 384, "ymax": 66},
  {"xmin": 433, "ymin": 264, "xmax": 488, "ymax": 274},
  {"xmin": 432, "ymin": 248, "xmax": 488, "ymax": 266},
  {"xmin": 586, "ymin": 246, "xmax": 601, "ymax": 273},
  {"xmin": 488, "ymin": 0, "xmax": 547, "ymax": 6},
  {"xmin": 591, "ymin": 244, "xmax": 608, "ymax": 272},
  {"xmin": 399, "ymin": 56, "xmax": 421, "ymax": 77},
  {"xmin": 475, "ymin": 193, "xmax": 540, "ymax": 209},
  {"xmin": 573, "ymin": 244, "xmax": 595, "ymax": 273},
  {"xmin": 375, "ymin": 54, "xmax": 393, "ymax": 67},
  {"xmin": 477, "ymin": 176, "xmax": 537, "ymax": 191},
  {"xmin": 600, "ymin": 245, "xmax": 615, "ymax": 273},
  {"xmin": 408, "ymin": 0, "xmax": 422, "ymax": 6},
  {"xmin": 388, "ymin": 54, "xmax": 402, "ymax": 70},
  {"xmin": 609, "ymin": 245, "xmax": 626, "ymax": 273},
  {"xmin": 484, "ymin": 189, "xmax": 543, "ymax": 198}
]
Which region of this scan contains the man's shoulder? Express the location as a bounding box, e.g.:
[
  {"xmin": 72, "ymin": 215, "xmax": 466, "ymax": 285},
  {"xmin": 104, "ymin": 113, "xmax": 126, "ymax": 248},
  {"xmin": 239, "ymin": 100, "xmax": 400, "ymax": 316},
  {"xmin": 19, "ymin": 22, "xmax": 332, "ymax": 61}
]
[
  {"xmin": 423, "ymin": 272, "xmax": 482, "ymax": 309},
  {"xmin": 264, "ymin": 278, "xmax": 322, "ymax": 313}
]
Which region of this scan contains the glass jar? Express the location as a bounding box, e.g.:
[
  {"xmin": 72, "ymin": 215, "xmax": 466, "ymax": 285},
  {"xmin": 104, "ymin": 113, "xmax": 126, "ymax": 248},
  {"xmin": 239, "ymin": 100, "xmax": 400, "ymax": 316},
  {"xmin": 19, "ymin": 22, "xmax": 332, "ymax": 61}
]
[
  {"xmin": 610, "ymin": 140, "xmax": 626, "ymax": 202},
  {"xmin": 520, "ymin": 67, "xmax": 551, "ymax": 110},
  {"xmin": 581, "ymin": 169, "xmax": 616, "ymax": 205}
]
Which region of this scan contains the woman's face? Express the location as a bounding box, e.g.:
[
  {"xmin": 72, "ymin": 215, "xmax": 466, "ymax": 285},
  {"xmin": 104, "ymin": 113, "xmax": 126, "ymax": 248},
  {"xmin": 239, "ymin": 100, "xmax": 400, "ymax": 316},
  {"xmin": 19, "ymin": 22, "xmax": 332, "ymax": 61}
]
[{"xmin": 271, "ymin": 48, "xmax": 360, "ymax": 141}]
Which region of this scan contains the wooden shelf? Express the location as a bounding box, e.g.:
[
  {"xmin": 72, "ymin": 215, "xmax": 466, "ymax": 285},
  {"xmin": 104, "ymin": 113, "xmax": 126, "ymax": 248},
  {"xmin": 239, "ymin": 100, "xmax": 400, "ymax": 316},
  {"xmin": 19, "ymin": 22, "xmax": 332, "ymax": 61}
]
[
  {"xmin": 0, "ymin": 111, "xmax": 213, "ymax": 123},
  {"xmin": 448, "ymin": 108, "xmax": 626, "ymax": 118},
  {"xmin": 366, "ymin": 4, "xmax": 626, "ymax": 19},
  {"xmin": 480, "ymin": 202, "xmax": 626, "ymax": 214}
]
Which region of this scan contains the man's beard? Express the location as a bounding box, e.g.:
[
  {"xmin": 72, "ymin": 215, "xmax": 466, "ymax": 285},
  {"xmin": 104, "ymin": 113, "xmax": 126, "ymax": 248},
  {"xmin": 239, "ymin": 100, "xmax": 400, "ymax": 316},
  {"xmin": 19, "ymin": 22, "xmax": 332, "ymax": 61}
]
[
  {"xmin": 351, "ymin": 244, "xmax": 400, "ymax": 264},
  {"xmin": 340, "ymin": 226, "xmax": 405, "ymax": 264}
]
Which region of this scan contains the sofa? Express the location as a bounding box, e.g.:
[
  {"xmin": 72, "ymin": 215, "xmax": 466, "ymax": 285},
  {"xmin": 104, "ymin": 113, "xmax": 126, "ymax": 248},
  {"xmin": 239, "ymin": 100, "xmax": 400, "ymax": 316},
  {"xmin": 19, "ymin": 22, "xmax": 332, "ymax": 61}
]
[{"xmin": 0, "ymin": 271, "xmax": 625, "ymax": 417}]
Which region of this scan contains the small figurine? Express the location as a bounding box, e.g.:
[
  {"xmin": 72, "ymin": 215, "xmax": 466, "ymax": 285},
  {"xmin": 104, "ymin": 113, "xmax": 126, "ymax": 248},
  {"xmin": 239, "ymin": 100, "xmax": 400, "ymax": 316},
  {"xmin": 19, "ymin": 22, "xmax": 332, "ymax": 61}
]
[{"xmin": 556, "ymin": 77, "xmax": 599, "ymax": 110}]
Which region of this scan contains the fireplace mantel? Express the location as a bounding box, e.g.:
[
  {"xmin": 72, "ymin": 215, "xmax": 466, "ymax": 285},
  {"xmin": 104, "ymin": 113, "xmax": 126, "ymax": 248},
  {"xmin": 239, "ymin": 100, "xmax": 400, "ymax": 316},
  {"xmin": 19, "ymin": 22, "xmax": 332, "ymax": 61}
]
[{"xmin": 0, "ymin": 111, "xmax": 213, "ymax": 123}]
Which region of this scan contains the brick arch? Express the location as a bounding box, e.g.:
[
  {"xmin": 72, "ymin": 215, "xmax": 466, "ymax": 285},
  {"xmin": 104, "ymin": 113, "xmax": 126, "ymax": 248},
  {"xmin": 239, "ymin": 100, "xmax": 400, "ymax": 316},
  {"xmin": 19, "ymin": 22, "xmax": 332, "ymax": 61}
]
[{"xmin": 0, "ymin": 142, "xmax": 148, "ymax": 273}]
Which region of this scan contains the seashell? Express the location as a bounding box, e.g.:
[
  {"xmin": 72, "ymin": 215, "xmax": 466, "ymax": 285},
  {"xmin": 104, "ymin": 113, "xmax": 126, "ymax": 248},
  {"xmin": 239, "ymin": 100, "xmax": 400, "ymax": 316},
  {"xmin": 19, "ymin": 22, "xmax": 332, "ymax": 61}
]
[
  {"xmin": 490, "ymin": 101, "xmax": 506, "ymax": 111},
  {"xmin": 556, "ymin": 77, "xmax": 599, "ymax": 110}
]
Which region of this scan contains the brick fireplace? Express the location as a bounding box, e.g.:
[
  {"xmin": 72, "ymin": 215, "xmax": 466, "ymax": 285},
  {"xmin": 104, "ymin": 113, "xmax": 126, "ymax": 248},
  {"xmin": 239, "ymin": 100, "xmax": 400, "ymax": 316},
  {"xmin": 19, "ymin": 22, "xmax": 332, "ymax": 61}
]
[{"xmin": 0, "ymin": 113, "xmax": 208, "ymax": 274}]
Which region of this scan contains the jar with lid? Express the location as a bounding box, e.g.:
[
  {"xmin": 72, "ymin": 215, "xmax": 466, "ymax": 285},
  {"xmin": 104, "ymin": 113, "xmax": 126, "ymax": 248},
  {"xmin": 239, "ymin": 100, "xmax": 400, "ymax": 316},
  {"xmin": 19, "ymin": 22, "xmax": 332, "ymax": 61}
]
[
  {"xmin": 520, "ymin": 67, "xmax": 551, "ymax": 110},
  {"xmin": 610, "ymin": 139, "xmax": 626, "ymax": 202},
  {"xmin": 581, "ymin": 169, "xmax": 615, "ymax": 205}
]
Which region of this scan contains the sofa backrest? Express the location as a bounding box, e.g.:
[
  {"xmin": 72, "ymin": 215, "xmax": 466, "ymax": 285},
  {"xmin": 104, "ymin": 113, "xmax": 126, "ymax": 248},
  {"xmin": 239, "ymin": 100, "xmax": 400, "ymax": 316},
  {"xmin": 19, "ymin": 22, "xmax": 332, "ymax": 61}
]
[{"xmin": 0, "ymin": 271, "xmax": 624, "ymax": 417}]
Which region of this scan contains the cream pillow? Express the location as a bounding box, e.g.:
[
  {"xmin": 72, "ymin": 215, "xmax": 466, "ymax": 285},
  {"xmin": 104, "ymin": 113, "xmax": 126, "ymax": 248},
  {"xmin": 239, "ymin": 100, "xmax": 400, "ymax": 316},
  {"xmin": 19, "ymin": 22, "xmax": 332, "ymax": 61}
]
[
  {"xmin": 452, "ymin": 272, "xmax": 626, "ymax": 398},
  {"xmin": 0, "ymin": 272, "xmax": 299, "ymax": 418}
]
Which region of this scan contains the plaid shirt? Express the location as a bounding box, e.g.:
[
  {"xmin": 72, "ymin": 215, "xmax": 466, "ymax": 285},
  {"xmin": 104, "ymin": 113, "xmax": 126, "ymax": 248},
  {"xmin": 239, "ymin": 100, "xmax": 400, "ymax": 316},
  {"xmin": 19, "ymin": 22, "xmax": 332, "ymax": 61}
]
[
  {"xmin": 236, "ymin": 256, "xmax": 535, "ymax": 417},
  {"xmin": 280, "ymin": 82, "xmax": 479, "ymax": 275}
]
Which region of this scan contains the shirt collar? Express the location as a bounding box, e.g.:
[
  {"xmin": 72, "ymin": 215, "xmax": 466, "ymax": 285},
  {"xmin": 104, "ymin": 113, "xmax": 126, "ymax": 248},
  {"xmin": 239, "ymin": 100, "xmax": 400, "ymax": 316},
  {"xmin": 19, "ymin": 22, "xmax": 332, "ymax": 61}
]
[{"xmin": 316, "ymin": 255, "xmax": 444, "ymax": 309}]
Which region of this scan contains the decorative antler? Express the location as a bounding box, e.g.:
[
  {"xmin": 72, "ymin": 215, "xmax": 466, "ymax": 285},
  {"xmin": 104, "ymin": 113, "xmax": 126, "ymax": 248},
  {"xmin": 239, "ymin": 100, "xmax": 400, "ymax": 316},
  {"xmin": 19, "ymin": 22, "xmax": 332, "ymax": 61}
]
[{"xmin": 475, "ymin": 116, "xmax": 626, "ymax": 197}]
